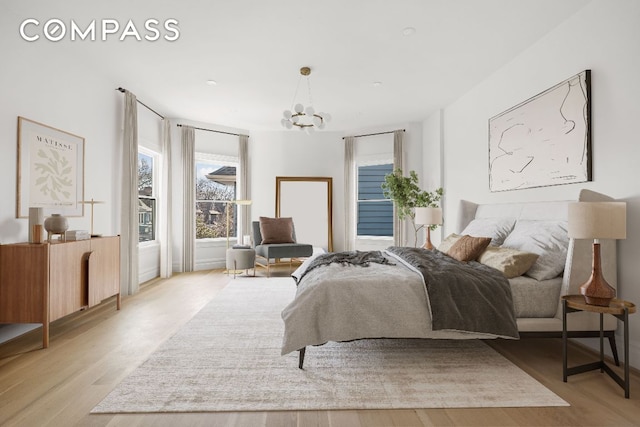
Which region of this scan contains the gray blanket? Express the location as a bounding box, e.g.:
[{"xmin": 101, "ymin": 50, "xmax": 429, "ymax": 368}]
[
  {"xmin": 293, "ymin": 250, "xmax": 395, "ymax": 285},
  {"xmin": 387, "ymin": 247, "xmax": 519, "ymax": 339}
]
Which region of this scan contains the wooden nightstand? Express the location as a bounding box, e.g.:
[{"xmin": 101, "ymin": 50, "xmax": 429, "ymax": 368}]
[{"xmin": 562, "ymin": 295, "xmax": 636, "ymax": 398}]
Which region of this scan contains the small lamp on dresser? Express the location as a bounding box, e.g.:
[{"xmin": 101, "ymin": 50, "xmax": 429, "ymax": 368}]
[
  {"xmin": 567, "ymin": 201, "xmax": 626, "ymax": 306},
  {"xmin": 414, "ymin": 207, "xmax": 443, "ymax": 250}
]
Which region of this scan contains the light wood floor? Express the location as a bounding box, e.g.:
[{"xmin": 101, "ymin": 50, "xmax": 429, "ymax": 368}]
[{"xmin": 1, "ymin": 269, "xmax": 639, "ymax": 427}]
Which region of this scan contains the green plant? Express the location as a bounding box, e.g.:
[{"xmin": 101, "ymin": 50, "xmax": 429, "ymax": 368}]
[{"xmin": 382, "ymin": 168, "xmax": 443, "ymax": 246}]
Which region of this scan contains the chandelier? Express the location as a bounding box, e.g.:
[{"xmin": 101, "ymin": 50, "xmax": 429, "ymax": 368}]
[{"xmin": 281, "ymin": 66, "xmax": 330, "ymax": 132}]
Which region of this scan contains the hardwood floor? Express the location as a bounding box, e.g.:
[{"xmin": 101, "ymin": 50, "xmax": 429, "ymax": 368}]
[{"xmin": 1, "ymin": 269, "xmax": 639, "ymax": 426}]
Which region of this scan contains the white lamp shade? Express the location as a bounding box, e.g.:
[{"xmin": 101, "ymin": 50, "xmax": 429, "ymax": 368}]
[
  {"xmin": 567, "ymin": 202, "xmax": 626, "ymax": 239},
  {"xmin": 414, "ymin": 207, "xmax": 443, "ymax": 225}
]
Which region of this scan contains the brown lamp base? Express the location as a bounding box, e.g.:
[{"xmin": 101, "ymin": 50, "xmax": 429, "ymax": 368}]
[
  {"xmin": 580, "ymin": 242, "xmax": 615, "ymax": 307},
  {"xmin": 422, "ymin": 228, "xmax": 434, "ymax": 250}
]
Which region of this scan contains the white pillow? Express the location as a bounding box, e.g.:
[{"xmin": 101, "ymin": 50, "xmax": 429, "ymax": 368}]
[
  {"xmin": 501, "ymin": 220, "xmax": 569, "ymax": 281},
  {"xmin": 461, "ymin": 217, "xmax": 516, "ymax": 246}
]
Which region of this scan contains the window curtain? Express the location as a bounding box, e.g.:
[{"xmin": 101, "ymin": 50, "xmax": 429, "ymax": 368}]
[
  {"xmin": 344, "ymin": 136, "xmax": 356, "ymax": 251},
  {"xmin": 121, "ymin": 90, "xmax": 139, "ymax": 295},
  {"xmin": 238, "ymin": 135, "xmax": 250, "ymax": 242},
  {"xmin": 159, "ymin": 118, "xmax": 173, "ymax": 278},
  {"xmin": 181, "ymin": 125, "xmax": 195, "ymax": 272},
  {"xmin": 393, "ymin": 130, "xmax": 404, "ymax": 246}
]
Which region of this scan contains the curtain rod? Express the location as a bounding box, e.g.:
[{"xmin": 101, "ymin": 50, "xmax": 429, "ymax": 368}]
[
  {"xmin": 342, "ymin": 129, "xmax": 405, "ymax": 140},
  {"xmin": 115, "ymin": 87, "xmax": 165, "ymax": 119},
  {"xmin": 177, "ymin": 124, "xmax": 249, "ymax": 138}
]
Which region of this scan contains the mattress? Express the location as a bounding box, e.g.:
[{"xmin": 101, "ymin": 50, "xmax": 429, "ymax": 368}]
[{"xmin": 509, "ymin": 275, "xmax": 562, "ymax": 318}]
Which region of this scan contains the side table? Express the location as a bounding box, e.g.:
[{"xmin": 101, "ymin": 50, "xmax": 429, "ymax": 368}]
[
  {"xmin": 562, "ymin": 295, "xmax": 636, "ymax": 398},
  {"xmin": 226, "ymin": 247, "xmax": 256, "ymax": 279}
]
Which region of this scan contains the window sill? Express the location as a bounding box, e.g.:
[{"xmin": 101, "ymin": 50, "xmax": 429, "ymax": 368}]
[{"xmin": 139, "ymin": 240, "xmax": 160, "ymax": 248}]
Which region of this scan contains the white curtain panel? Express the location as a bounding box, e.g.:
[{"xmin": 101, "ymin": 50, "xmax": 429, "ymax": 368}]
[
  {"xmin": 343, "ymin": 136, "xmax": 356, "ymax": 251},
  {"xmin": 181, "ymin": 126, "xmax": 196, "ymax": 272},
  {"xmin": 121, "ymin": 91, "xmax": 139, "ymax": 295},
  {"xmin": 393, "ymin": 130, "xmax": 405, "ymax": 246},
  {"xmin": 238, "ymin": 135, "xmax": 250, "ymax": 242},
  {"xmin": 160, "ymin": 118, "xmax": 173, "ymax": 278}
]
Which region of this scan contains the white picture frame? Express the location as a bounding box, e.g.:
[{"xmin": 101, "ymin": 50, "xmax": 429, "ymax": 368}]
[{"xmin": 17, "ymin": 116, "xmax": 85, "ymax": 218}]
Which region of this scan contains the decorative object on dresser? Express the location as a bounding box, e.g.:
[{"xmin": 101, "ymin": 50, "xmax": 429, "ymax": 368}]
[
  {"xmin": 44, "ymin": 213, "xmax": 69, "ymax": 241},
  {"xmin": 0, "ymin": 236, "xmax": 121, "ymax": 348},
  {"xmin": 489, "ymin": 70, "xmax": 591, "ymax": 192},
  {"xmin": 16, "ymin": 116, "xmax": 85, "ymax": 218},
  {"xmin": 65, "ymin": 230, "xmax": 91, "ymax": 241},
  {"xmin": 79, "ymin": 198, "xmax": 105, "ymax": 236},
  {"xmin": 567, "ymin": 201, "xmax": 626, "ymax": 306},
  {"xmin": 414, "ymin": 206, "xmax": 443, "ymax": 249},
  {"xmin": 28, "ymin": 206, "xmax": 44, "ymax": 243}
]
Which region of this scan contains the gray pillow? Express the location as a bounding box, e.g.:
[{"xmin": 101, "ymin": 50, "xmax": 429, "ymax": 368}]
[{"xmin": 501, "ymin": 220, "xmax": 569, "ymax": 281}]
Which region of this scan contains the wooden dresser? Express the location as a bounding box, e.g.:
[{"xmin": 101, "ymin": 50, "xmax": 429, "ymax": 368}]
[{"xmin": 0, "ymin": 236, "xmax": 121, "ymax": 348}]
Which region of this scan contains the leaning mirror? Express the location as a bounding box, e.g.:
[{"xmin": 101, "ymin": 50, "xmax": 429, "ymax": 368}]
[{"xmin": 276, "ymin": 176, "xmax": 333, "ymax": 252}]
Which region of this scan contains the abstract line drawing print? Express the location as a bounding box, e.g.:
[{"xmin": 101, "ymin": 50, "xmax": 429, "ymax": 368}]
[{"xmin": 489, "ymin": 70, "xmax": 591, "ymax": 192}]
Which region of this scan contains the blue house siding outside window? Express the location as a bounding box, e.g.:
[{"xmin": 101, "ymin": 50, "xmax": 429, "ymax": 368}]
[{"xmin": 357, "ymin": 164, "xmax": 393, "ymax": 237}]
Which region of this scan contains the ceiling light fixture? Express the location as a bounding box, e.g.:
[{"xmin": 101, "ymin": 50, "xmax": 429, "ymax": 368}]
[
  {"xmin": 206, "ymin": 79, "xmax": 217, "ymax": 86},
  {"xmin": 281, "ymin": 66, "xmax": 330, "ymax": 133},
  {"xmin": 373, "ymin": 81, "xmax": 382, "ymax": 87}
]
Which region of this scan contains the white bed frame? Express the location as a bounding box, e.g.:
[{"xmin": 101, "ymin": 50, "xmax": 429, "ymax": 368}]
[{"xmin": 457, "ymin": 189, "xmax": 620, "ymax": 361}]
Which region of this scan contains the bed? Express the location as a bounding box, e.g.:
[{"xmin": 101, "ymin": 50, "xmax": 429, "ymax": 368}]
[{"xmin": 282, "ymin": 189, "xmax": 619, "ymax": 368}]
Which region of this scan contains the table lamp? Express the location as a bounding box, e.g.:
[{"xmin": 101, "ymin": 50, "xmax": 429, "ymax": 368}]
[
  {"xmin": 414, "ymin": 207, "xmax": 443, "ymax": 250},
  {"xmin": 567, "ymin": 201, "xmax": 626, "ymax": 306},
  {"xmin": 80, "ymin": 198, "xmax": 105, "ymax": 236}
]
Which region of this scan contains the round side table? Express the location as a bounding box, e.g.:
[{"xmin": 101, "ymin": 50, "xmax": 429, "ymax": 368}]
[
  {"xmin": 562, "ymin": 295, "xmax": 636, "ymax": 398},
  {"xmin": 226, "ymin": 248, "xmax": 256, "ymax": 279}
]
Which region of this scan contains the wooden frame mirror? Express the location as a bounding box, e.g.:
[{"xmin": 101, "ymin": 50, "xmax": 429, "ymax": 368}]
[{"xmin": 276, "ymin": 176, "xmax": 333, "ymax": 252}]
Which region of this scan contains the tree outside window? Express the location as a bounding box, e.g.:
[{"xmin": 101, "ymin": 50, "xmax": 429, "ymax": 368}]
[
  {"xmin": 138, "ymin": 151, "xmax": 157, "ymax": 242},
  {"xmin": 195, "ymin": 162, "xmax": 237, "ymax": 239}
]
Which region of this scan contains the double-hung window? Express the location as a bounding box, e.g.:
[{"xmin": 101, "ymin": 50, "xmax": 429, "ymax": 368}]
[
  {"xmin": 138, "ymin": 148, "xmax": 159, "ymax": 242},
  {"xmin": 195, "ymin": 155, "xmax": 239, "ymax": 240},
  {"xmin": 357, "ymin": 163, "xmax": 393, "ymax": 237}
]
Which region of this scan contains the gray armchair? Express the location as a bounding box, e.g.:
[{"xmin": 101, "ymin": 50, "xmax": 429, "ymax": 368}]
[{"xmin": 252, "ymin": 220, "xmax": 313, "ymax": 277}]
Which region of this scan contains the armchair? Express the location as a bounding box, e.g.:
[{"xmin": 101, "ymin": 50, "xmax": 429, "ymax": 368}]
[{"xmin": 252, "ymin": 219, "xmax": 313, "ymax": 277}]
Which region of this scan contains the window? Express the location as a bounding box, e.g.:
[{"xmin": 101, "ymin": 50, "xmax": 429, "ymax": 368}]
[
  {"xmin": 138, "ymin": 149, "xmax": 158, "ymax": 243},
  {"xmin": 357, "ymin": 163, "xmax": 393, "ymax": 237},
  {"xmin": 195, "ymin": 159, "xmax": 239, "ymax": 240}
]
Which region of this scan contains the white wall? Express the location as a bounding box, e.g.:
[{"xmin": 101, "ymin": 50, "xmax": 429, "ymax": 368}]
[
  {"xmin": 433, "ymin": 0, "xmax": 640, "ymax": 368},
  {"xmin": 0, "ymin": 29, "xmax": 120, "ymax": 244}
]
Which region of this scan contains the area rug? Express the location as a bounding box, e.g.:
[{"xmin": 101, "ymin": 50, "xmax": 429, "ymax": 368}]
[{"xmin": 92, "ymin": 277, "xmax": 567, "ymax": 413}]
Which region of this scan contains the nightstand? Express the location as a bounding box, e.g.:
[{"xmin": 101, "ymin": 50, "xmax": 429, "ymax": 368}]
[{"xmin": 562, "ymin": 295, "xmax": 636, "ymax": 398}]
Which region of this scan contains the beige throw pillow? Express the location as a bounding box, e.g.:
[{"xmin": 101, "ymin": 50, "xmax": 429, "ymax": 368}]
[
  {"xmin": 478, "ymin": 246, "xmax": 539, "ymax": 279},
  {"xmin": 259, "ymin": 217, "xmax": 295, "ymax": 244},
  {"xmin": 438, "ymin": 233, "xmax": 462, "ymax": 253},
  {"xmin": 446, "ymin": 235, "xmax": 492, "ymax": 262}
]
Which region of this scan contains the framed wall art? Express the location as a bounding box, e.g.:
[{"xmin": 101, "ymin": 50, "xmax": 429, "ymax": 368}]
[
  {"xmin": 17, "ymin": 116, "xmax": 85, "ymax": 218},
  {"xmin": 489, "ymin": 70, "xmax": 591, "ymax": 192}
]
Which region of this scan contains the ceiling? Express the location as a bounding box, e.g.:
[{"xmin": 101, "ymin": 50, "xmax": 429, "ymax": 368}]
[{"xmin": 5, "ymin": 0, "xmax": 591, "ymax": 132}]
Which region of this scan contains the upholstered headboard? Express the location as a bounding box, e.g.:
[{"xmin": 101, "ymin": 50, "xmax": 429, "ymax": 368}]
[{"xmin": 457, "ymin": 189, "xmax": 617, "ymax": 314}]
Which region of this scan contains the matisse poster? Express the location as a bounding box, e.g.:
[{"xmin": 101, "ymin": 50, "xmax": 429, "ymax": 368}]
[{"xmin": 17, "ymin": 116, "xmax": 84, "ymax": 217}]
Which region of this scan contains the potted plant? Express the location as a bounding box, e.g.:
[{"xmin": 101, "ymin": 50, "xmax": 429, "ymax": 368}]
[{"xmin": 381, "ymin": 168, "xmax": 443, "ymax": 247}]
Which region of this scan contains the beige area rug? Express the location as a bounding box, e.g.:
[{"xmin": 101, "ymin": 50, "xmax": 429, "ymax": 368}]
[{"xmin": 92, "ymin": 277, "xmax": 568, "ymax": 413}]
